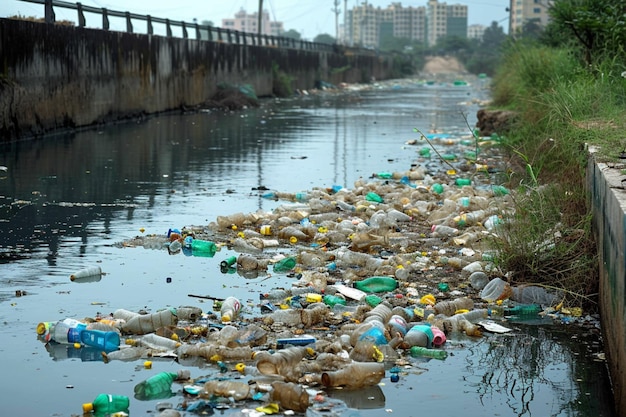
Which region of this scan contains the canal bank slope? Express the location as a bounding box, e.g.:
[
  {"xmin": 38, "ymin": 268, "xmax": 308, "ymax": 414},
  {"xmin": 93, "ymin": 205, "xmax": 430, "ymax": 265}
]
[{"xmin": 0, "ymin": 18, "xmax": 393, "ymax": 141}]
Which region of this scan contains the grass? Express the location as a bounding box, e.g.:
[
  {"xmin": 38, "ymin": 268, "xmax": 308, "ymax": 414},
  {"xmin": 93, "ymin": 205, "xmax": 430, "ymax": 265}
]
[{"xmin": 486, "ymin": 42, "xmax": 626, "ymax": 311}]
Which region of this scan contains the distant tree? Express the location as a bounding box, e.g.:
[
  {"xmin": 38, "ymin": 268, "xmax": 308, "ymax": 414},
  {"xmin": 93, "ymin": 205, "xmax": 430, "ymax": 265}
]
[
  {"xmin": 520, "ymin": 18, "xmax": 544, "ymax": 40},
  {"xmin": 314, "ymin": 33, "xmax": 336, "ymax": 44},
  {"xmin": 282, "ymin": 29, "xmax": 301, "ymax": 40},
  {"xmin": 201, "ymin": 20, "xmax": 214, "ymax": 27},
  {"xmin": 465, "ymin": 22, "xmax": 508, "ymax": 76}
]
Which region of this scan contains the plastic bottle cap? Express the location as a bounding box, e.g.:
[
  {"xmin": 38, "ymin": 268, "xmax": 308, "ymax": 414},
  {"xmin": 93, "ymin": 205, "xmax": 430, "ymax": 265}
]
[
  {"xmin": 82, "ymin": 403, "xmax": 94, "ymax": 413},
  {"xmin": 221, "ymin": 315, "xmax": 231, "ymax": 322},
  {"xmin": 144, "ymin": 361, "xmax": 152, "ymax": 369}
]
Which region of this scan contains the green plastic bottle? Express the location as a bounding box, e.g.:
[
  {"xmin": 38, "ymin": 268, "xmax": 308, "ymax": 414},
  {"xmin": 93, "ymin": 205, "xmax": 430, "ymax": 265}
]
[
  {"xmin": 365, "ymin": 192, "xmax": 384, "ymax": 203},
  {"xmin": 273, "ymin": 257, "xmax": 297, "ymax": 273},
  {"xmin": 354, "ymin": 276, "xmax": 398, "ymax": 293},
  {"xmin": 505, "ymin": 304, "xmax": 542, "ymax": 319},
  {"xmin": 364, "ymin": 294, "xmax": 383, "ymax": 307},
  {"xmin": 323, "ymin": 295, "xmax": 347, "ymax": 307},
  {"xmin": 82, "ymin": 393, "xmax": 129, "ymax": 414},
  {"xmin": 430, "ymin": 183, "xmax": 444, "ymax": 194},
  {"xmin": 409, "ymin": 346, "xmax": 448, "ymax": 360},
  {"xmin": 134, "ymin": 371, "xmax": 188, "ymax": 400},
  {"xmin": 190, "ymin": 239, "xmax": 217, "ymax": 257}
]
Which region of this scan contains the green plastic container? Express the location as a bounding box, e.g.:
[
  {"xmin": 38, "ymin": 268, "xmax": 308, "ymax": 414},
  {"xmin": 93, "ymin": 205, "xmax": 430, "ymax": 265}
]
[
  {"xmin": 323, "ymin": 295, "xmax": 347, "ymax": 307},
  {"xmin": 409, "ymin": 346, "xmax": 448, "ymax": 360},
  {"xmin": 134, "ymin": 372, "xmax": 179, "ymax": 400},
  {"xmin": 354, "ymin": 276, "xmax": 398, "ymax": 293},
  {"xmin": 82, "ymin": 394, "xmax": 129, "ymax": 414},
  {"xmin": 191, "ymin": 239, "xmax": 217, "ymax": 257},
  {"xmin": 273, "ymin": 257, "xmax": 297, "ymax": 273},
  {"xmin": 365, "ymin": 192, "xmax": 384, "ymax": 203}
]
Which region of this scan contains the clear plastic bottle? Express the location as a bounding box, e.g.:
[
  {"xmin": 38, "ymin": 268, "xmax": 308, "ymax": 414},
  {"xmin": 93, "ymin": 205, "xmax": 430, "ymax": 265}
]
[
  {"xmin": 433, "ymin": 297, "xmax": 474, "ymax": 316},
  {"xmin": 255, "ymin": 346, "xmax": 309, "ymax": 381},
  {"xmin": 82, "ymin": 394, "xmax": 129, "ymax": 414},
  {"xmin": 122, "ymin": 309, "xmax": 178, "ymax": 335},
  {"xmin": 132, "ymin": 333, "xmax": 181, "ymax": 351},
  {"xmin": 270, "ymin": 381, "xmax": 310, "ymax": 413},
  {"xmin": 321, "ymin": 362, "xmax": 385, "ymax": 388},
  {"xmin": 220, "ymin": 297, "xmax": 241, "ymax": 323},
  {"xmin": 431, "ymin": 224, "xmax": 459, "ymax": 237},
  {"xmin": 404, "ymin": 324, "xmax": 434, "ymax": 348},
  {"xmin": 177, "ymin": 343, "xmax": 254, "ymax": 361},
  {"xmin": 387, "ymin": 314, "xmax": 408, "ymax": 336},
  {"xmin": 69, "ymin": 266, "xmax": 102, "ymax": 282},
  {"xmin": 363, "ymin": 302, "xmax": 393, "ymax": 324},
  {"xmin": 134, "ymin": 370, "xmax": 190, "ymax": 400},
  {"xmin": 202, "ymin": 379, "xmax": 250, "ymax": 401},
  {"xmin": 52, "ymin": 318, "xmax": 87, "ymax": 344}
]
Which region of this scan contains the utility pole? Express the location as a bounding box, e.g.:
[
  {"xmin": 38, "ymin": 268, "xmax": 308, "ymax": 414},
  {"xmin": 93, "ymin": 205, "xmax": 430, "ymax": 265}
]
[
  {"xmin": 332, "ymin": 0, "xmax": 341, "ymax": 42},
  {"xmin": 258, "ymin": 0, "xmax": 263, "ymax": 37}
]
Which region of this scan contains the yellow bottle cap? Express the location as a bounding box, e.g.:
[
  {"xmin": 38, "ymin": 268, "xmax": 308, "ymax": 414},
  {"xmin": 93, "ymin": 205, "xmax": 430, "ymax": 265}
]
[
  {"xmin": 73, "ymin": 343, "xmax": 81, "ymax": 349},
  {"xmin": 221, "ymin": 315, "xmax": 231, "ymax": 323},
  {"xmin": 82, "ymin": 403, "xmax": 94, "ymax": 413},
  {"xmin": 36, "ymin": 322, "xmax": 50, "ymax": 335},
  {"xmin": 144, "ymin": 361, "xmax": 152, "ymax": 369}
]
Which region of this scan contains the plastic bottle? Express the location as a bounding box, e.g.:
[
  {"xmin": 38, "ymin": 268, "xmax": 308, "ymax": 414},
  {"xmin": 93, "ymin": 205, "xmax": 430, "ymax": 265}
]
[
  {"xmin": 387, "ymin": 314, "xmax": 408, "ymax": 336},
  {"xmin": 82, "ymin": 394, "xmax": 129, "ymax": 414},
  {"xmin": 321, "ymin": 362, "xmax": 385, "ymax": 388},
  {"xmin": 255, "ymin": 346, "xmax": 309, "ymax": 381},
  {"xmin": 322, "ymin": 295, "xmax": 346, "ymax": 307},
  {"xmin": 354, "ymin": 276, "xmax": 398, "ymax": 293},
  {"xmin": 273, "ymin": 257, "xmax": 297, "ymax": 273},
  {"xmin": 70, "ymin": 266, "xmax": 103, "ymax": 283},
  {"xmin": 134, "ymin": 370, "xmax": 190, "ymax": 401},
  {"xmin": 220, "ymin": 256, "xmax": 237, "ymax": 268},
  {"xmin": 433, "ymin": 297, "xmax": 474, "ymax": 316},
  {"xmin": 363, "ymin": 302, "xmax": 393, "ymax": 324},
  {"xmin": 431, "ymin": 326, "xmax": 446, "ymax": 346},
  {"xmin": 80, "ymin": 329, "xmax": 120, "ymax": 352},
  {"xmin": 177, "ymin": 343, "xmax": 254, "ymax": 362},
  {"xmin": 122, "ymin": 309, "xmax": 178, "ymax": 335},
  {"xmin": 404, "ymin": 324, "xmax": 434, "ymax": 348},
  {"xmin": 36, "ymin": 321, "xmax": 55, "ymax": 342},
  {"xmin": 189, "ymin": 239, "xmax": 217, "ymax": 257},
  {"xmin": 409, "ymin": 346, "xmax": 448, "ymax": 360},
  {"xmin": 365, "ymin": 192, "xmax": 384, "ymax": 203},
  {"xmin": 431, "ymin": 224, "xmax": 459, "ymax": 237},
  {"xmin": 270, "ymin": 381, "xmax": 309, "ymax": 413},
  {"xmin": 504, "ymin": 304, "xmax": 542, "ymax": 319},
  {"xmin": 480, "ymin": 278, "xmax": 512, "ymax": 302},
  {"xmin": 132, "ymin": 333, "xmax": 181, "ymax": 351},
  {"xmin": 202, "ymin": 379, "xmax": 250, "ymax": 401},
  {"xmin": 52, "ymin": 318, "xmax": 87, "ymax": 344},
  {"xmin": 220, "ymin": 297, "xmax": 241, "ymax": 323},
  {"xmin": 102, "ymin": 346, "xmax": 149, "ymax": 363}
]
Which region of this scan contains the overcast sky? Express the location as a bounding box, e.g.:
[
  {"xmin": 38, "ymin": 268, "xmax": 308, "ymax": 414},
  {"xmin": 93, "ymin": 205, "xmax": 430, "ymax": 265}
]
[{"xmin": 1, "ymin": 0, "xmax": 509, "ymax": 39}]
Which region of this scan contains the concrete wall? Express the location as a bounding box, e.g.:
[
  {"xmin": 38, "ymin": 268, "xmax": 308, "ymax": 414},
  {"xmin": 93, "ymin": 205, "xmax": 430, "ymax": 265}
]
[
  {"xmin": 588, "ymin": 147, "xmax": 626, "ymax": 412},
  {"xmin": 0, "ymin": 18, "xmax": 393, "ymax": 141}
]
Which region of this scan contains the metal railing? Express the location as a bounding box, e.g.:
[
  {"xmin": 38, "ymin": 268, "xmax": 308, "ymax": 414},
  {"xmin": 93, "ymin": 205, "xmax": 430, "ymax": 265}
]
[{"xmin": 17, "ymin": 0, "xmax": 338, "ymax": 52}]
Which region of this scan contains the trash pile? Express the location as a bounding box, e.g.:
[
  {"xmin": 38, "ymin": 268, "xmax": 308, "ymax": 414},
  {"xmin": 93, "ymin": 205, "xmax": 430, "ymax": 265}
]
[{"xmin": 38, "ymin": 131, "xmax": 586, "ymax": 416}]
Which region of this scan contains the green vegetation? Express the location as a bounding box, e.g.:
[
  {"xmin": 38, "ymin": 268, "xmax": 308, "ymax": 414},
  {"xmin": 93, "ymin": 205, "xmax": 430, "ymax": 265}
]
[
  {"xmin": 485, "ymin": 0, "xmax": 626, "ymax": 310},
  {"xmin": 271, "ymin": 63, "xmax": 293, "ymax": 98}
]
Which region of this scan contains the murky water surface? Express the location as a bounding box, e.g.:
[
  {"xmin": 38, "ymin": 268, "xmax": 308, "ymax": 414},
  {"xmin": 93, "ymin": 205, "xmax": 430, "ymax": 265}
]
[{"xmin": 0, "ymin": 78, "xmax": 616, "ymax": 416}]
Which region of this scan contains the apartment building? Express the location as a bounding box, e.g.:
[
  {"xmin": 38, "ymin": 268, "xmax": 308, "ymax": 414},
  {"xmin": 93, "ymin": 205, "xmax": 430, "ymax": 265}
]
[
  {"xmin": 509, "ymin": 0, "xmax": 552, "ymax": 35},
  {"xmin": 222, "ymin": 8, "xmax": 284, "ymax": 36},
  {"xmin": 345, "ymin": 1, "xmax": 466, "ymax": 48}
]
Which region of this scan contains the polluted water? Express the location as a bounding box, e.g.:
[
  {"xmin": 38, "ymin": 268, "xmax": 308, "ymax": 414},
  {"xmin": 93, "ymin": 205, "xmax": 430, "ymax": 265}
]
[{"xmin": 0, "ymin": 75, "xmax": 616, "ymax": 417}]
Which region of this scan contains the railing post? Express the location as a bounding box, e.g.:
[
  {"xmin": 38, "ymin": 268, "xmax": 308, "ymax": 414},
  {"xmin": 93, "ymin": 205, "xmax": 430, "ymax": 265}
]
[
  {"xmin": 147, "ymin": 15, "xmax": 153, "ymax": 35},
  {"xmin": 195, "ymin": 23, "xmax": 201, "ymax": 40},
  {"xmin": 125, "ymin": 12, "xmax": 133, "ymax": 33},
  {"xmin": 217, "ymin": 27, "xmax": 223, "ymax": 42},
  {"xmin": 207, "ymin": 26, "xmax": 213, "ymax": 42},
  {"xmin": 44, "ymin": 0, "xmax": 55, "ymax": 24},
  {"xmin": 77, "ymin": 3, "xmax": 86, "ymax": 27},
  {"xmin": 234, "ymin": 31, "xmax": 239, "ymax": 44},
  {"xmin": 227, "ymin": 29, "xmax": 232, "ymax": 44},
  {"xmin": 242, "ymin": 32, "xmax": 247, "ymax": 46},
  {"xmin": 182, "ymin": 22, "xmax": 188, "ymax": 39},
  {"xmin": 102, "ymin": 8, "xmax": 109, "ymax": 30},
  {"xmin": 166, "ymin": 19, "xmax": 172, "ymax": 37}
]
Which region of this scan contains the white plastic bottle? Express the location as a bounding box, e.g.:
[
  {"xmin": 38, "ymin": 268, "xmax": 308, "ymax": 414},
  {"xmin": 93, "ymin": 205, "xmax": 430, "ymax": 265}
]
[
  {"xmin": 220, "ymin": 297, "xmax": 241, "ymax": 323},
  {"xmin": 52, "ymin": 318, "xmax": 87, "ymax": 344}
]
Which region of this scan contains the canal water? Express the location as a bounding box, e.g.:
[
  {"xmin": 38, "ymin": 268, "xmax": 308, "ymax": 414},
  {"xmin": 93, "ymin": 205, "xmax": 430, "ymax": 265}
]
[{"xmin": 0, "ymin": 77, "xmax": 616, "ymax": 417}]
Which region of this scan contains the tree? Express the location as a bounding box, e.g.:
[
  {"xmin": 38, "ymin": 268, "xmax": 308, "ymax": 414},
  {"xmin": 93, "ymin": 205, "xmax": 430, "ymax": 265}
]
[
  {"xmin": 313, "ymin": 33, "xmax": 336, "ymax": 44},
  {"xmin": 282, "ymin": 29, "xmax": 301, "ymax": 40},
  {"xmin": 547, "ymin": 0, "xmax": 626, "ymax": 66}
]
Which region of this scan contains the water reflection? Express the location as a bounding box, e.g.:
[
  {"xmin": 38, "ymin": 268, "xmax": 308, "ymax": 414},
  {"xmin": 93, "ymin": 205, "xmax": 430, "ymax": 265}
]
[
  {"xmin": 464, "ymin": 324, "xmax": 612, "ymax": 416},
  {"xmin": 45, "ymin": 342, "xmax": 104, "ymax": 362}
]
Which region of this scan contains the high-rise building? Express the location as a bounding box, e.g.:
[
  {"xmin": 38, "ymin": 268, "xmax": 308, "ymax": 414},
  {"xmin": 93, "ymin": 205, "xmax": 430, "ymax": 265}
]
[
  {"xmin": 344, "ymin": 1, "xmax": 466, "ymax": 48},
  {"xmin": 222, "ymin": 8, "xmax": 284, "ymax": 36},
  {"xmin": 467, "ymin": 24, "xmax": 487, "ymax": 41},
  {"xmin": 508, "ymin": 0, "xmax": 552, "ymax": 35}
]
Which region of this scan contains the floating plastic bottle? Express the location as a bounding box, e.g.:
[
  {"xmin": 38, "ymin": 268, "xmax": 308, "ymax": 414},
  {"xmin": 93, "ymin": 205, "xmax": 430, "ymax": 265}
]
[
  {"xmin": 322, "ymin": 295, "xmax": 346, "ymax": 307},
  {"xmin": 220, "ymin": 297, "xmax": 241, "ymax": 323},
  {"xmin": 321, "ymin": 362, "xmax": 385, "ymax": 388},
  {"xmin": 404, "ymin": 324, "xmax": 433, "ymax": 348},
  {"xmin": 177, "ymin": 343, "xmax": 255, "ymax": 362},
  {"xmin": 363, "ymin": 302, "xmax": 393, "ymax": 324},
  {"xmin": 270, "ymin": 381, "xmax": 310, "ymax": 413},
  {"xmin": 273, "ymin": 257, "xmax": 297, "ymax": 273},
  {"xmin": 431, "ymin": 326, "xmax": 446, "ymax": 346},
  {"xmin": 255, "ymin": 346, "xmax": 309, "ymax": 381},
  {"xmin": 51, "ymin": 318, "xmax": 87, "ymax": 344},
  {"xmin": 431, "ymin": 224, "xmax": 459, "ymax": 237},
  {"xmin": 409, "ymin": 346, "xmax": 448, "ymax": 360},
  {"xmin": 276, "ymin": 335, "xmax": 317, "ymax": 349},
  {"xmin": 433, "ymin": 297, "xmax": 474, "ymax": 316},
  {"xmin": 220, "ymin": 256, "xmax": 237, "ymax": 268},
  {"xmin": 134, "ymin": 370, "xmax": 190, "ymax": 400},
  {"xmin": 480, "ymin": 278, "xmax": 512, "ymax": 302},
  {"xmin": 504, "ymin": 304, "xmax": 542, "ymax": 320},
  {"xmin": 387, "ymin": 314, "xmax": 408, "ymax": 336},
  {"xmin": 202, "ymin": 379, "xmax": 250, "ymax": 401},
  {"xmin": 189, "ymin": 239, "xmax": 217, "ymax": 257},
  {"xmin": 80, "ymin": 329, "xmax": 120, "ymax": 352},
  {"xmin": 131, "ymin": 333, "xmax": 181, "ymax": 351},
  {"xmin": 365, "ymin": 192, "xmax": 384, "ymax": 203},
  {"xmin": 82, "ymin": 394, "xmax": 129, "ymax": 414},
  {"xmin": 354, "ymin": 276, "xmax": 398, "ymax": 293},
  {"xmin": 69, "ymin": 266, "xmax": 102, "ymax": 283},
  {"xmin": 121, "ymin": 309, "xmax": 177, "ymax": 335}
]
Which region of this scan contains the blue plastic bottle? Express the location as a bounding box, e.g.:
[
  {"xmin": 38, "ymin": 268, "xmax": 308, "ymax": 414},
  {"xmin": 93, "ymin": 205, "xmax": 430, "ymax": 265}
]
[{"xmin": 80, "ymin": 329, "xmax": 120, "ymax": 352}]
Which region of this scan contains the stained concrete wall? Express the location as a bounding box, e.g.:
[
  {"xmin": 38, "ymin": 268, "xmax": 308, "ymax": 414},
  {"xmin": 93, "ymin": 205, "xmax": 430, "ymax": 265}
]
[
  {"xmin": 0, "ymin": 18, "xmax": 393, "ymax": 141},
  {"xmin": 588, "ymin": 147, "xmax": 626, "ymax": 412}
]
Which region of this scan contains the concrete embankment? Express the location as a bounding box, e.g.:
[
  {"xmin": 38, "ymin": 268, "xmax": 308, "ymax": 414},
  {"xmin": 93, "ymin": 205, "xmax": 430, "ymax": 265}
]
[{"xmin": 0, "ymin": 18, "xmax": 393, "ymax": 141}]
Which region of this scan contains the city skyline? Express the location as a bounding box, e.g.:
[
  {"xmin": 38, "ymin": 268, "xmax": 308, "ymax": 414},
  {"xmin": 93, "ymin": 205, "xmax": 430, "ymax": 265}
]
[{"xmin": 0, "ymin": 0, "xmax": 510, "ymax": 38}]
